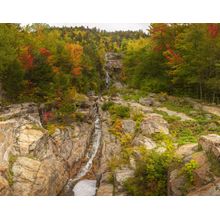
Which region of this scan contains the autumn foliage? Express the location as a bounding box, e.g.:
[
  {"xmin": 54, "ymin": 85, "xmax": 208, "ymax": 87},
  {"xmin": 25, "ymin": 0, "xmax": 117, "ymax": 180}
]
[
  {"xmin": 39, "ymin": 47, "xmax": 51, "ymax": 57},
  {"xmin": 208, "ymin": 24, "xmax": 219, "ymax": 38},
  {"xmin": 19, "ymin": 46, "xmax": 34, "ymax": 70},
  {"xmin": 66, "ymin": 43, "xmax": 83, "ymax": 75}
]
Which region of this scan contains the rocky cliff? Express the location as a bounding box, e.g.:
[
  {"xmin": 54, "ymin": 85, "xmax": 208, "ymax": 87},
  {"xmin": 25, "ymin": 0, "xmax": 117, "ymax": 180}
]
[{"xmin": 0, "ymin": 102, "xmax": 94, "ymax": 195}]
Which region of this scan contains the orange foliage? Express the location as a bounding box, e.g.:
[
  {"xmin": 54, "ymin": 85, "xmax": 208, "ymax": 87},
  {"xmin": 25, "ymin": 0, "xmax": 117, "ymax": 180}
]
[
  {"xmin": 19, "ymin": 46, "xmax": 34, "ymax": 70},
  {"xmin": 66, "ymin": 43, "xmax": 83, "ymax": 75},
  {"xmin": 72, "ymin": 67, "xmax": 82, "ymax": 75},
  {"xmin": 52, "ymin": 66, "xmax": 60, "ymax": 74},
  {"xmin": 163, "ymin": 45, "xmax": 182, "ymax": 64},
  {"xmin": 149, "ymin": 24, "xmax": 168, "ymax": 40},
  {"xmin": 39, "ymin": 47, "xmax": 51, "ymax": 57}
]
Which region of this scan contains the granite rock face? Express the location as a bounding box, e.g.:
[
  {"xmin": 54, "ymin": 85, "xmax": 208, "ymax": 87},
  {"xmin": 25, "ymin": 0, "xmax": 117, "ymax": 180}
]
[
  {"xmin": 0, "ymin": 103, "xmax": 92, "ymax": 195},
  {"xmin": 199, "ymin": 134, "xmax": 220, "ymax": 160},
  {"xmin": 140, "ymin": 113, "xmax": 169, "ymax": 135}
]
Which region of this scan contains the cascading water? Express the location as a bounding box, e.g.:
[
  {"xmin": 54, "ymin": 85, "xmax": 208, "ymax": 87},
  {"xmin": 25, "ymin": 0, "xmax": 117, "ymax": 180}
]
[
  {"xmin": 73, "ymin": 103, "xmax": 101, "ymax": 182},
  {"xmin": 64, "ymin": 102, "xmax": 102, "ymax": 196},
  {"xmin": 105, "ymin": 70, "xmax": 110, "ymax": 89}
]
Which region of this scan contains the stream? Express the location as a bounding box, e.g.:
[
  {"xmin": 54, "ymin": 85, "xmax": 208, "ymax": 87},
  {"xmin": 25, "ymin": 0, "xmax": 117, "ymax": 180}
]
[
  {"xmin": 65, "ymin": 54, "xmax": 111, "ymax": 196},
  {"xmin": 73, "ymin": 103, "xmax": 101, "ymax": 182},
  {"xmin": 65, "ymin": 101, "xmax": 102, "ymax": 196}
]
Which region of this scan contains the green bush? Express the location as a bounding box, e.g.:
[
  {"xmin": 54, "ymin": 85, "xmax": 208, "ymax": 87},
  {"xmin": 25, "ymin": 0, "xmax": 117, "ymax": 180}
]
[
  {"xmin": 124, "ymin": 149, "xmax": 178, "ymax": 196},
  {"xmin": 109, "ymin": 105, "xmax": 130, "ymax": 118},
  {"xmin": 101, "ymin": 101, "xmax": 114, "ymax": 111},
  {"xmin": 102, "ymin": 102, "xmax": 130, "ymax": 118},
  {"xmin": 180, "ymin": 160, "xmax": 198, "ymax": 184}
]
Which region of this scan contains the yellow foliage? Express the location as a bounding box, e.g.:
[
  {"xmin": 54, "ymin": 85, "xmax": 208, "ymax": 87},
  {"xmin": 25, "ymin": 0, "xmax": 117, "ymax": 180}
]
[
  {"xmin": 66, "ymin": 43, "xmax": 83, "ymax": 75},
  {"xmin": 126, "ymin": 38, "xmax": 150, "ymax": 51}
]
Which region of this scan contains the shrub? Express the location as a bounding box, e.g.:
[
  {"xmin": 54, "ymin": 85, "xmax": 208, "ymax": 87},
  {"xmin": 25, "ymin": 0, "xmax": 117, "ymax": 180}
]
[
  {"xmin": 101, "ymin": 101, "xmax": 114, "ymax": 111},
  {"xmin": 180, "ymin": 160, "xmax": 198, "ymax": 184},
  {"xmin": 123, "ymin": 149, "xmax": 178, "ymax": 196},
  {"xmin": 109, "ymin": 104, "xmax": 130, "ymax": 119},
  {"xmin": 132, "ymin": 112, "xmax": 144, "ymax": 130}
]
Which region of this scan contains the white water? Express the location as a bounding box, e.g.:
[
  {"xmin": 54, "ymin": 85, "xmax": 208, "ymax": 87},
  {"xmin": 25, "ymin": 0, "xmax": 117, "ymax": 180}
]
[
  {"xmin": 105, "ymin": 70, "xmax": 110, "ymax": 89},
  {"xmin": 73, "ymin": 179, "xmax": 97, "ymax": 196},
  {"xmin": 72, "ymin": 104, "xmax": 102, "ymax": 182}
]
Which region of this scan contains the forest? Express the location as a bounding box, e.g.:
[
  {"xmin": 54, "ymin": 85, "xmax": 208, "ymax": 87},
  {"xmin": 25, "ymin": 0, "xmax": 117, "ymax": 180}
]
[{"xmin": 1, "ymin": 23, "xmax": 220, "ymax": 106}]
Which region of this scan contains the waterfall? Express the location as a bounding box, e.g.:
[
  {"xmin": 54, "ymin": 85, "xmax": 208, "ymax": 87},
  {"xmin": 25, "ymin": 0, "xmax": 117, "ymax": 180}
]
[
  {"xmin": 63, "ymin": 102, "xmax": 102, "ymax": 195},
  {"xmin": 105, "ymin": 70, "xmax": 110, "ymax": 89},
  {"xmin": 73, "ymin": 103, "xmax": 101, "ymax": 181}
]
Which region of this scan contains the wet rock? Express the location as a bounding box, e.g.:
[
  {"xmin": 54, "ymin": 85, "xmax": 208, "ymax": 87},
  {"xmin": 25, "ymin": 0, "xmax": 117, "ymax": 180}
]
[
  {"xmin": 73, "ymin": 179, "xmax": 97, "ymax": 196},
  {"xmin": 140, "ymin": 113, "xmax": 169, "ymax": 135},
  {"xmin": 199, "ymin": 134, "xmax": 220, "ymax": 160}
]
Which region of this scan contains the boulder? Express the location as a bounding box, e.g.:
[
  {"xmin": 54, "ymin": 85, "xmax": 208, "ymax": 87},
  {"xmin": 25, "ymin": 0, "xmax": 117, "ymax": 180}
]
[
  {"xmin": 176, "ymin": 143, "xmax": 198, "ymax": 159},
  {"xmin": 187, "ymin": 178, "xmax": 220, "ymax": 196},
  {"xmin": 132, "ymin": 134, "xmax": 157, "ymax": 150},
  {"xmin": 139, "ymin": 97, "xmax": 154, "ymax": 106},
  {"xmin": 192, "ymin": 152, "xmax": 212, "ymax": 185},
  {"xmin": 168, "ymin": 151, "xmax": 212, "ymax": 196},
  {"xmin": 168, "ymin": 169, "xmax": 186, "ymax": 196},
  {"xmin": 199, "ymin": 134, "xmax": 220, "ymax": 160},
  {"xmin": 121, "ymin": 119, "xmax": 136, "ymax": 134},
  {"xmin": 140, "ymin": 114, "xmax": 169, "ymax": 135}
]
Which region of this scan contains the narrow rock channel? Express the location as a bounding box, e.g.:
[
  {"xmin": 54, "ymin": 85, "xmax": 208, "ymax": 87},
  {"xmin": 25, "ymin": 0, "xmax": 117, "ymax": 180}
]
[{"xmin": 65, "ymin": 101, "xmax": 102, "ymax": 196}]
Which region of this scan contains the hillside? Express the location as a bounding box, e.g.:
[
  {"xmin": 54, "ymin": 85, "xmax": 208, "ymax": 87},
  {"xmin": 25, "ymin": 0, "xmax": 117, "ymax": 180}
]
[{"xmin": 0, "ymin": 24, "xmax": 220, "ymax": 196}]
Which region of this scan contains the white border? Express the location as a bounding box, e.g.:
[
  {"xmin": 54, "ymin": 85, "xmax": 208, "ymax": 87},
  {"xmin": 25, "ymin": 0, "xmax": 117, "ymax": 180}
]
[
  {"xmin": 0, "ymin": 0, "xmax": 220, "ymax": 23},
  {"xmin": 0, "ymin": 0, "xmax": 220, "ymax": 219}
]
